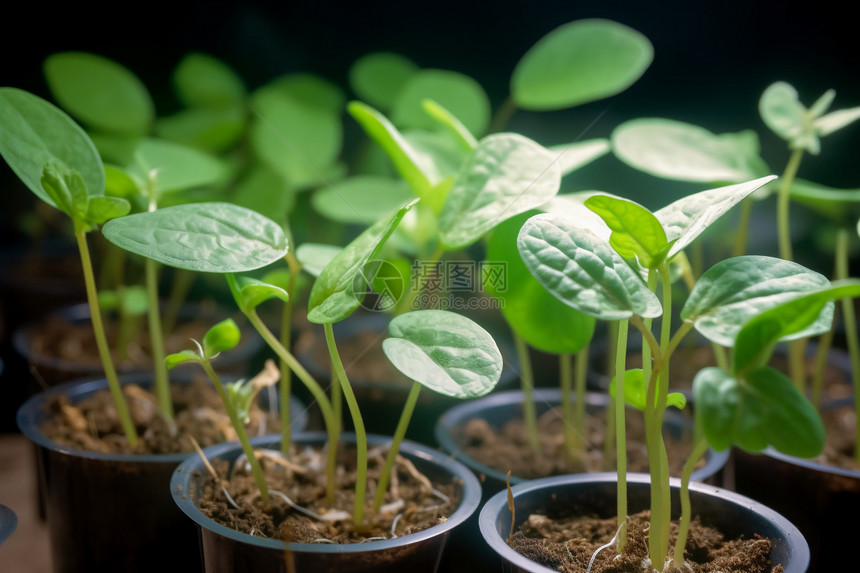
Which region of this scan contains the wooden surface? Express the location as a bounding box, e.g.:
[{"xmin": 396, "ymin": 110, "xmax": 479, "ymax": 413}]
[{"xmin": 0, "ymin": 432, "xmax": 51, "ymax": 573}]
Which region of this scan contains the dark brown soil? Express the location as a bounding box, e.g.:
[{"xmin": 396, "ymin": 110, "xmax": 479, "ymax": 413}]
[
  {"xmin": 194, "ymin": 442, "xmax": 460, "ymax": 543},
  {"xmin": 508, "ymin": 508, "xmax": 783, "ymax": 573},
  {"xmin": 38, "ymin": 373, "xmax": 281, "ymax": 455},
  {"xmin": 455, "ymin": 406, "xmax": 702, "ymax": 480}
]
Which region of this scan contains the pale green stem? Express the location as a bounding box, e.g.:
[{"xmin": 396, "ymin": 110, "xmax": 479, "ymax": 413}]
[
  {"xmin": 373, "ymin": 381, "xmax": 422, "ymax": 512},
  {"xmin": 145, "ymin": 257, "xmax": 173, "ymax": 421},
  {"xmin": 732, "ymin": 196, "xmax": 753, "ymax": 257},
  {"xmin": 243, "ymin": 308, "xmax": 338, "ymax": 503},
  {"xmin": 278, "ymin": 253, "xmax": 301, "ymax": 458},
  {"xmin": 559, "ymin": 352, "xmax": 578, "ymax": 457},
  {"xmin": 777, "ymin": 148, "xmax": 804, "ymax": 262},
  {"xmin": 832, "ymin": 229, "xmax": 860, "ymax": 461},
  {"xmin": 812, "ymin": 325, "xmax": 835, "ymax": 410},
  {"xmin": 672, "ymin": 437, "xmax": 709, "ymax": 566},
  {"xmin": 513, "ymin": 331, "xmax": 540, "ymax": 453},
  {"xmin": 575, "ymin": 345, "xmax": 589, "ymax": 437},
  {"xmin": 199, "ymin": 358, "xmax": 269, "ymax": 507},
  {"xmin": 162, "ymin": 268, "xmax": 194, "ymax": 335},
  {"xmin": 76, "ymin": 227, "xmax": 138, "ymax": 445},
  {"xmin": 614, "ymin": 319, "xmax": 629, "ymax": 554},
  {"xmin": 324, "ymin": 322, "xmax": 368, "ymax": 525}
]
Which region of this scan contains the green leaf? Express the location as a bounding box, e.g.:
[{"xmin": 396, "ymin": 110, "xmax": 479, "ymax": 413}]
[
  {"xmin": 173, "ymin": 52, "xmax": 246, "ymax": 108},
  {"xmin": 101, "ymin": 202, "xmax": 289, "ymax": 273},
  {"xmin": 40, "ymin": 163, "xmax": 89, "ymax": 221},
  {"xmin": 391, "ymin": 69, "xmax": 491, "ymax": 136},
  {"xmin": 43, "ymin": 51, "xmax": 153, "ymax": 136},
  {"xmin": 585, "ymin": 195, "xmax": 671, "ymax": 269},
  {"xmin": 154, "ymin": 106, "xmax": 246, "ymax": 152},
  {"xmin": 421, "ymin": 99, "xmax": 478, "ymax": 152},
  {"xmin": 694, "ymin": 366, "xmax": 824, "ymax": 458},
  {"xmin": 250, "ymin": 85, "xmax": 342, "ymax": 189},
  {"xmin": 486, "ymin": 213, "xmax": 595, "ymax": 354},
  {"xmin": 165, "ymin": 349, "xmax": 202, "ymax": 369},
  {"xmin": 517, "ymin": 213, "xmax": 661, "ymax": 320},
  {"xmin": 655, "ymin": 176, "xmax": 776, "ymax": 259},
  {"xmin": 311, "ymin": 175, "xmax": 414, "ymax": 224},
  {"xmin": 347, "ymin": 101, "xmax": 440, "ymax": 207},
  {"xmin": 230, "ymin": 166, "xmax": 295, "ymax": 224},
  {"xmin": 307, "ymin": 199, "xmax": 418, "ymax": 324},
  {"xmin": 349, "ymin": 51, "xmax": 418, "ymax": 111},
  {"xmin": 511, "ymin": 18, "xmax": 653, "ymax": 110},
  {"xmin": 547, "ymin": 139, "xmax": 611, "ymax": 177},
  {"xmin": 295, "ymin": 243, "xmax": 343, "ymax": 277},
  {"xmin": 611, "ymin": 118, "xmax": 769, "ymax": 183},
  {"xmin": 202, "ymin": 318, "xmax": 241, "ymax": 357},
  {"xmin": 759, "ymin": 81, "xmax": 825, "ymax": 154},
  {"xmin": 608, "ymin": 369, "xmax": 686, "ymax": 411},
  {"xmin": 733, "ymin": 279, "xmax": 860, "ymax": 375},
  {"xmin": 539, "ymin": 191, "xmax": 613, "ymax": 241},
  {"xmin": 681, "ymin": 256, "xmax": 833, "ymax": 347},
  {"xmin": 87, "ymin": 195, "xmax": 131, "ymax": 224},
  {"xmin": 227, "ymin": 274, "xmax": 290, "ymax": 314},
  {"xmin": 382, "ymin": 310, "xmax": 503, "ymax": 398},
  {"xmin": 104, "ymin": 165, "xmax": 141, "ymax": 199},
  {"xmin": 264, "ymin": 73, "xmax": 346, "ymax": 114},
  {"xmin": 129, "ymin": 138, "xmax": 229, "ymax": 197},
  {"xmin": 439, "ymin": 133, "xmax": 561, "ymax": 250},
  {"xmin": 788, "ymin": 179, "xmax": 860, "ymax": 222},
  {"xmin": 0, "ymin": 87, "xmax": 105, "ymax": 206}
]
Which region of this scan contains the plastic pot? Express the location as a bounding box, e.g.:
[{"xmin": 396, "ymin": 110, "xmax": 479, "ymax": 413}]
[
  {"xmin": 435, "ymin": 388, "xmax": 730, "ymax": 499},
  {"xmin": 732, "ymin": 396, "xmax": 859, "ymax": 573},
  {"xmin": 171, "ymin": 431, "xmax": 482, "ymax": 573},
  {"xmin": 16, "ymin": 373, "xmax": 308, "ymax": 573},
  {"xmin": 293, "ymin": 311, "xmax": 519, "ymax": 446},
  {"xmin": 12, "ymin": 301, "xmax": 265, "ymax": 390},
  {"xmin": 480, "ymin": 473, "xmax": 810, "ymax": 573},
  {"xmin": 0, "ymin": 504, "xmax": 16, "ymax": 547}
]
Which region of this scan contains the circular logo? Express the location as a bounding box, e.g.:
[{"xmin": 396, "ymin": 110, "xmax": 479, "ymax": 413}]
[{"xmin": 351, "ymin": 259, "xmax": 406, "ymax": 312}]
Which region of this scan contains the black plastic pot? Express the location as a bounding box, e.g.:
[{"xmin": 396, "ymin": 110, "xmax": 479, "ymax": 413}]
[
  {"xmin": 12, "ymin": 301, "xmax": 265, "ymax": 389},
  {"xmin": 16, "ymin": 373, "xmax": 308, "ymax": 573},
  {"xmin": 435, "ymin": 388, "xmax": 730, "ymax": 499},
  {"xmin": 171, "ymin": 431, "xmax": 482, "ymax": 573},
  {"xmin": 480, "ymin": 473, "xmax": 810, "ymax": 573},
  {"xmin": 732, "ymin": 396, "xmax": 859, "ymax": 573},
  {"xmin": 294, "ymin": 311, "xmax": 519, "ymax": 446},
  {"xmin": 0, "ymin": 504, "xmax": 16, "ymax": 547}
]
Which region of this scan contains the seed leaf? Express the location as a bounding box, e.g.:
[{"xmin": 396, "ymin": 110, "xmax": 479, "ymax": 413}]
[
  {"xmin": 382, "ymin": 310, "xmax": 502, "ymax": 399},
  {"xmin": 585, "ymin": 195, "xmax": 671, "ymax": 270},
  {"xmin": 101, "ymin": 202, "xmax": 289, "ymax": 273}
]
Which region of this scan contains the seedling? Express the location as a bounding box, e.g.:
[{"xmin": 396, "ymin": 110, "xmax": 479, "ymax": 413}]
[
  {"xmin": 0, "ymin": 87, "xmax": 137, "ymax": 443},
  {"xmin": 517, "ymin": 175, "xmax": 843, "ymax": 570}
]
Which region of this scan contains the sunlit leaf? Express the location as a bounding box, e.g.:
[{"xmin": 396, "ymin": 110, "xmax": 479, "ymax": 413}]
[
  {"xmin": 349, "ymin": 51, "xmax": 418, "ymax": 111},
  {"xmin": 391, "ymin": 69, "xmax": 491, "ymax": 136}
]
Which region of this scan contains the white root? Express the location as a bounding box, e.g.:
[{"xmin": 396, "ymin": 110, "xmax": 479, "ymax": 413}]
[
  {"xmin": 390, "ymin": 512, "xmax": 403, "ymax": 537},
  {"xmin": 379, "ymin": 499, "xmax": 405, "ymax": 515},
  {"xmin": 268, "ymin": 489, "xmax": 351, "ymax": 522},
  {"xmin": 232, "ymin": 449, "xmax": 308, "ymax": 477},
  {"xmin": 584, "ymin": 519, "xmax": 626, "ymax": 573}
]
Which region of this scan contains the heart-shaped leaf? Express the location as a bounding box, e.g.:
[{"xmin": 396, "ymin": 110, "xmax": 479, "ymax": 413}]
[
  {"xmin": 382, "ymin": 309, "xmax": 502, "ymax": 398},
  {"xmin": 517, "ymin": 213, "xmax": 661, "ymax": 320},
  {"xmin": 511, "ymin": 18, "xmax": 652, "ymax": 110},
  {"xmin": 102, "ymin": 202, "xmax": 289, "ymax": 273},
  {"xmin": 307, "ymin": 199, "xmax": 418, "ymax": 324},
  {"xmin": 694, "ymin": 366, "xmax": 824, "ymax": 458},
  {"xmin": 655, "ymin": 176, "xmax": 776, "ymax": 259},
  {"xmin": 439, "ymin": 133, "xmax": 561, "ymax": 250},
  {"xmin": 0, "ymin": 87, "xmax": 105, "ymax": 206},
  {"xmin": 681, "ymin": 256, "xmax": 833, "ymax": 347}
]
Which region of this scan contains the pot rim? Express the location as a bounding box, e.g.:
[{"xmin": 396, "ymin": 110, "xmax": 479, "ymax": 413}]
[
  {"xmin": 170, "ymin": 431, "xmax": 482, "ymax": 553},
  {"xmin": 434, "ymin": 388, "xmax": 729, "ymax": 484},
  {"xmin": 479, "ymin": 472, "xmax": 810, "ymax": 573},
  {"xmin": 12, "ymin": 301, "xmax": 263, "ymax": 374},
  {"xmin": 16, "ymin": 372, "xmax": 307, "ymax": 463}
]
